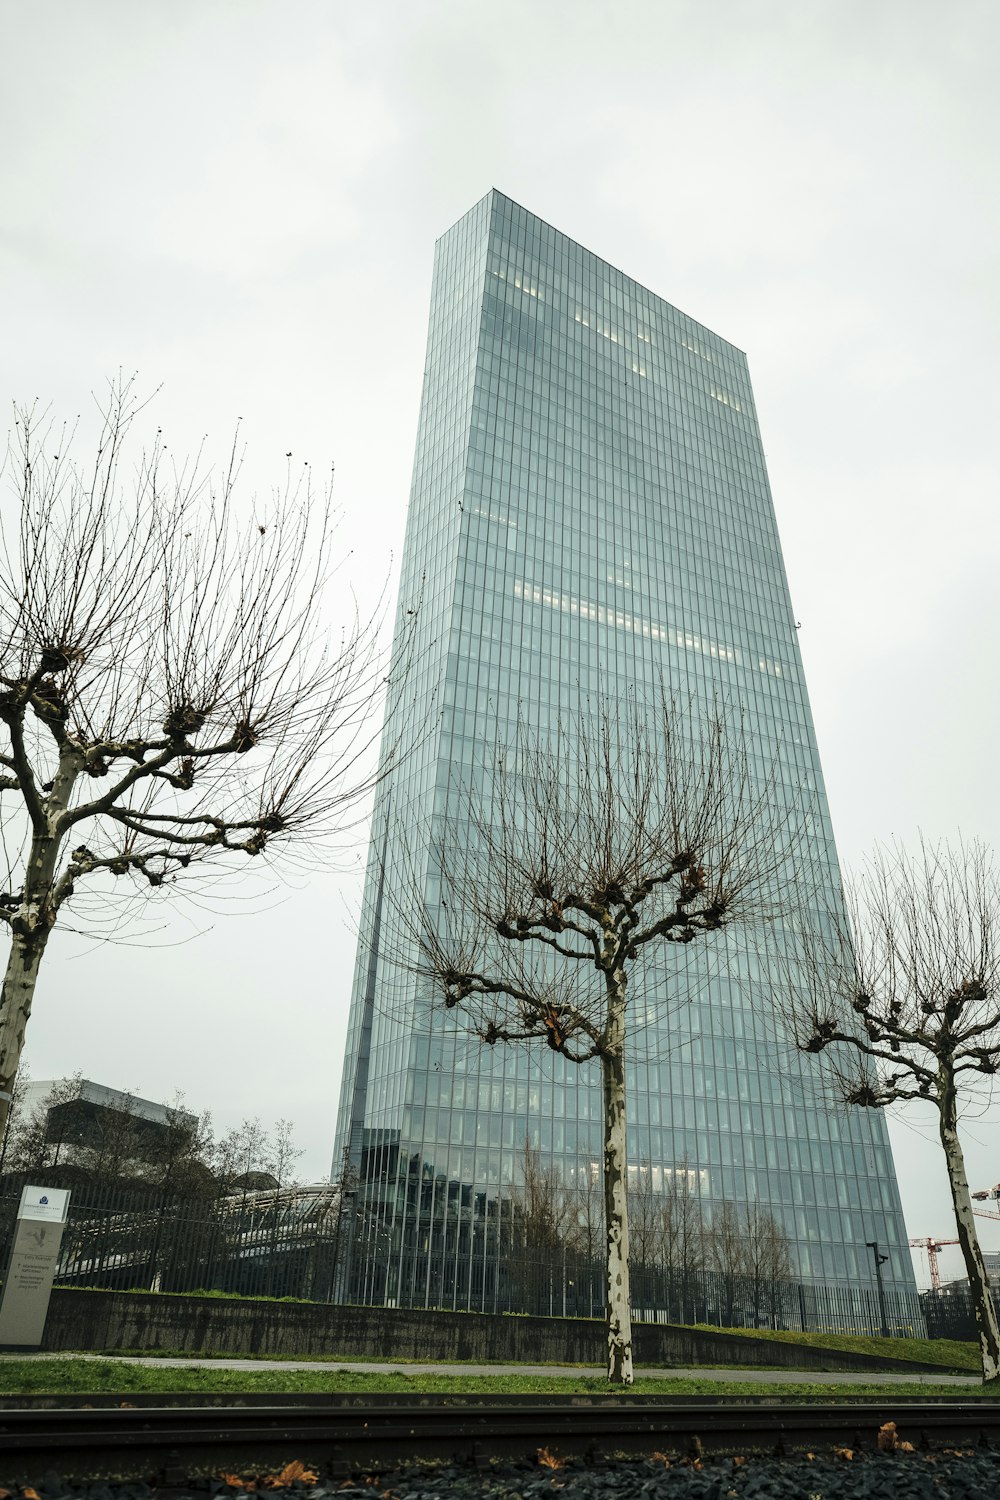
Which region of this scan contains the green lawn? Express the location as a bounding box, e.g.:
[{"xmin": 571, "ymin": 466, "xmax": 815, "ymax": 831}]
[
  {"xmin": 693, "ymin": 1326, "xmax": 980, "ymax": 1372},
  {"xmin": 86, "ymin": 1327, "xmax": 984, "ymax": 1376},
  {"xmin": 0, "ymin": 1357, "xmax": 984, "ymax": 1398}
]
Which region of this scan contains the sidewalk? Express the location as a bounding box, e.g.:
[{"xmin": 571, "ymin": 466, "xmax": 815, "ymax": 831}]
[{"xmin": 0, "ymin": 1352, "xmax": 981, "ymax": 1385}]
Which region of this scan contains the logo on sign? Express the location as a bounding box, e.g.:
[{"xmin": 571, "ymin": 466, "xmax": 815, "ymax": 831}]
[{"xmin": 39, "ymin": 1195, "xmax": 49, "ymax": 1205}]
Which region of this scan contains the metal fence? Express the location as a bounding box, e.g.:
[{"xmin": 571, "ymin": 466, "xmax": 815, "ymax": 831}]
[
  {"xmin": 339, "ymin": 1206, "xmax": 941, "ymax": 1338},
  {"xmin": 0, "ymin": 1173, "xmax": 346, "ymax": 1302},
  {"xmin": 0, "ymin": 1171, "xmax": 974, "ymax": 1341},
  {"xmin": 347, "ymin": 1228, "xmax": 933, "ymax": 1337}
]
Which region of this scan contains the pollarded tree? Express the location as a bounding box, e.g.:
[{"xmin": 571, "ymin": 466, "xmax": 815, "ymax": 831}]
[
  {"xmin": 414, "ymin": 690, "xmax": 789, "ymax": 1384},
  {"xmin": 787, "ymin": 838, "xmax": 1000, "ymax": 1381},
  {"xmin": 0, "ymin": 380, "xmax": 395, "ymax": 1139}
]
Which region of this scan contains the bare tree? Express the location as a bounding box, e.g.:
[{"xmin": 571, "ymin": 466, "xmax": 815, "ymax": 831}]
[
  {"xmin": 0, "ymin": 1072, "xmax": 83, "ymax": 1175},
  {"xmin": 510, "ymin": 1140, "xmax": 573, "ymax": 1253},
  {"xmin": 413, "ymin": 691, "xmax": 788, "ymax": 1383},
  {"xmin": 707, "ymin": 1199, "xmax": 746, "ymax": 1326},
  {"xmin": 214, "ymin": 1116, "xmax": 277, "ymax": 1192},
  {"xmin": 627, "ymin": 1163, "xmax": 675, "ymax": 1320},
  {"xmin": 708, "ymin": 1200, "xmax": 792, "ymax": 1327},
  {"xmin": 0, "ymin": 380, "xmax": 397, "ymax": 1138},
  {"xmin": 568, "ymin": 1158, "xmax": 604, "ymax": 1262},
  {"xmin": 64, "ymin": 1085, "xmax": 145, "ymax": 1180},
  {"xmin": 743, "ymin": 1205, "xmax": 793, "ymax": 1328},
  {"xmin": 787, "ymin": 838, "xmax": 1000, "ymax": 1381},
  {"xmin": 142, "ymin": 1096, "xmax": 216, "ymax": 1197},
  {"xmin": 627, "ymin": 1162, "xmax": 664, "ymax": 1280},
  {"xmin": 0, "ymin": 1064, "xmax": 35, "ymax": 1174},
  {"xmin": 565, "ymin": 1158, "xmax": 605, "ymax": 1318},
  {"xmin": 503, "ymin": 1141, "xmax": 575, "ymax": 1315},
  {"xmin": 266, "ymin": 1117, "xmax": 304, "ymax": 1190},
  {"xmin": 660, "ymin": 1162, "xmax": 706, "ymax": 1322}
]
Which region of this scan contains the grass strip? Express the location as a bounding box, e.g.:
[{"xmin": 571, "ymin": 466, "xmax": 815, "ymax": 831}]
[
  {"xmin": 0, "ymin": 1358, "xmax": 985, "ymax": 1398},
  {"xmin": 692, "ymin": 1325, "xmax": 979, "ymax": 1371}
]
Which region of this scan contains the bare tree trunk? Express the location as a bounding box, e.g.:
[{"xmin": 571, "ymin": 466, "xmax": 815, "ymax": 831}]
[
  {"xmin": 602, "ymin": 979, "xmax": 633, "ymax": 1385},
  {"xmin": 938, "ymin": 1068, "xmax": 1000, "ymax": 1381},
  {"xmin": 0, "ymin": 741, "xmax": 83, "ymax": 1136},
  {"xmin": 0, "ymin": 936, "xmax": 46, "ymax": 1134},
  {"xmin": 0, "ymin": 818, "xmax": 69, "ymax": 1138}
]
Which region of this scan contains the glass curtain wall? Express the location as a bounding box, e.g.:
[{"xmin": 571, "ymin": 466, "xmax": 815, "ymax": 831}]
[{"xmin": 332, "ymin": 190, "xmax": 915, "ymax": 1312}]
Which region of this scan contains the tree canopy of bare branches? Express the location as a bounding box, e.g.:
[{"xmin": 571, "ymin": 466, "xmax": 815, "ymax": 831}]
[
  {"xmin": 414, "ymin": 688, "xmax": 792, "ymax": 1384},
  {"xmin": 785, "ymin": 837, "xmax": 1000, "ymax": 1381},
  {"xmin": 0, "ymin": 380, "xmax": 395, "ymax": 1137},
  {"xmin": 709, "ymin": 1200, "xmax": 792, "ymax": 1327}
]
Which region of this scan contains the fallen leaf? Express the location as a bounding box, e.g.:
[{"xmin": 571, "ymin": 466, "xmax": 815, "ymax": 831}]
[
  {"xmin": 263, "ymin": 1463, "xmax": 318, "ymax": 1490},
  {"xmin": 537, "ymin": 1448, "xmax": 563, "ymax": 1470},
  {"xmin": 23, "ymin": 1489, "xmax": 41, "ymax": 1500},
  {"xmin": 649, "ymin": 1452, "xmax": 671, "ymax": 1467},
  {"xmin": 221, "ymin": 1476, "xmax": 256, "ymax": 1492},
  {"xmin": 899, "ymin": 1440, "xmax": 915, "ymax": 1452},
  {"xmin": 877, "ymin": 1421, "xmax": 898, "ymax": 1453},
  {"xmin": 833, "ymin": 1447, "xmax": 854, "ymax": 1461},
  {"xmin": 731, "ymin": 1455, "xmax": 747, "ymax": 1467}
]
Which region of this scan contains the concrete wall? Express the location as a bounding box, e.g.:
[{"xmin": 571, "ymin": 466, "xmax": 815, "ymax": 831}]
[{"xmin": 40, "ymin": 1289, "xmax": 950, "ymax": 1373}]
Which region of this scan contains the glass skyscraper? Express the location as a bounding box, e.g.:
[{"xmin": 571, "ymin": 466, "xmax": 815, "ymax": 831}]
[{"xmin": 333, "ymin": 190, "xmax": 914, "ymax": 1315}]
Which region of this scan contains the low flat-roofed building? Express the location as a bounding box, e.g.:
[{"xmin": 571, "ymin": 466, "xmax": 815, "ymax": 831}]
[{"xmin": 18, "ymin": 1078, "xmax": 196, "ymax": 1158}]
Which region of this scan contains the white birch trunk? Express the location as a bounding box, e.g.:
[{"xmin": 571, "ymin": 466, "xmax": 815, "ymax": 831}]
[
  {"xmin": 601, "ymin": 976, "xmax": 633, "ymax": 1384},
  {"xmin": 938, "ymin": 1069, "xmax": 1000, "ymax": 1382}
]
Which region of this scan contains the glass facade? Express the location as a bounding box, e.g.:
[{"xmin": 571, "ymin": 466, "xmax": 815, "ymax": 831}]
[{"xmin": 332, "ymin": 190, "xmax": 914, "ymax": 1311}]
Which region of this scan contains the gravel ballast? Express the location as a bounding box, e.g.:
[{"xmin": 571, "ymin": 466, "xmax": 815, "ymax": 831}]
[{"xmin": 7, "ymin": 1450, "xmax": 1000, "ymax": 1500}]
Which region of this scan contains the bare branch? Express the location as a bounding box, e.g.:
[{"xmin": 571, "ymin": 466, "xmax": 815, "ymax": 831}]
[
  {"xmin": 0, "ymin": 378, "xmax": 401, "ymax": 1135},
  {"xmin": 780, "ymin": 835, "xmax": 1000, "ymax": 1380},
  {"xmin": 394, "ymin": 686, "xmax": 796, "ymax": 1386}
]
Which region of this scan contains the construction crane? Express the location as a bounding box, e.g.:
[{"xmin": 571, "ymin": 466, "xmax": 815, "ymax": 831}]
[
  {"xmin": 911, "ymin": 1186, "xmax": 1000, "ymax": 1292},
  {"xmin": 909, "ymin": 1236, "xmax": 960, "ymax": 1291},
  {"xmin": 972, "ymin": 1184, "xmax": 1000, "ymax": 1221}
]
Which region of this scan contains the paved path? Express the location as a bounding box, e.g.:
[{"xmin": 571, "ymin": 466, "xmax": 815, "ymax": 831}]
[{"xmin": 0, "ymin": 1352, "xmax": 981, "ymax": 1386}]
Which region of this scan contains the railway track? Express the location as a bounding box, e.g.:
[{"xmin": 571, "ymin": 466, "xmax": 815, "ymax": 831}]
[{"xmin": 2, "ymin": 1395, "xmax": 1000, "ymax": 1480}]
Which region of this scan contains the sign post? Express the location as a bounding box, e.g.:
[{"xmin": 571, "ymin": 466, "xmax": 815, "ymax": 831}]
[{"xmin": 0, "ymin": 1186, "xmax": 71, "ymax": 1347}]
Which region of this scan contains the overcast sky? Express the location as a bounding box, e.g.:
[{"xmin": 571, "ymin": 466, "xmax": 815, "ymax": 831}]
[{"xmin": 3, "ymin": 0, "xmax": 998, "ymax": 1289}]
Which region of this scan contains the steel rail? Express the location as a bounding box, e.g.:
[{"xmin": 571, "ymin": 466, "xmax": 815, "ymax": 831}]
[{"xmin": 2, "ymin": 1397, "xmax": 999, "ymax": 1479}]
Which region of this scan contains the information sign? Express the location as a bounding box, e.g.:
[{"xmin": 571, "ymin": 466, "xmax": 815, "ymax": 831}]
[{"xmin": 0, "ymin": 1185, "xmax": 71, "ymax": 1346}]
